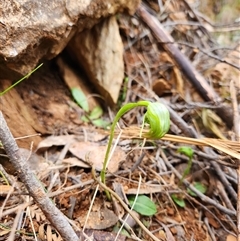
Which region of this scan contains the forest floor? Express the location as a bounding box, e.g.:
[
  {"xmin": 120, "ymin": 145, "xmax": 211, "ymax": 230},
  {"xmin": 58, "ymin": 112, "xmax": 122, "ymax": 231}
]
[{"xmin": 0, "ymin": 1, "xmax": 240, "ymax": 241}]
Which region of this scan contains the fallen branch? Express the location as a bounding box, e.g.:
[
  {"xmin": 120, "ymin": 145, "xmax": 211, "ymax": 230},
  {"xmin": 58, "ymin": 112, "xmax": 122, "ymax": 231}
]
[
  {"xmin": 0, "ymin": 112, "xmax": 78, "ymax": 241},
  {"xmin": 136, "ymin": 4, "xmax": 233, "ymax": 128}
]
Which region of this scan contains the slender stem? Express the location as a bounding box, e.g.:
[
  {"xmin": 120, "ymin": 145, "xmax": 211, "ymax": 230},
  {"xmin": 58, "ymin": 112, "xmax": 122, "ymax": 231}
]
[
  {"xmin": 179, "ymin": 157, "xmax": 192, "ymax": 185},
  {"xmin": 100, "ymin": 101, "xmax": 149, "ymax": 199},
  {"xmin": 0, "ymin": 63, "xmax": 43, "ymax": 96}
]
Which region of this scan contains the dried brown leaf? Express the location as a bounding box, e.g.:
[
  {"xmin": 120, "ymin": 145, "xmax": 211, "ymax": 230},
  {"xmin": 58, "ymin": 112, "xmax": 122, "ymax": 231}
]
[{"xmin": 69, "ymin": 141, "xmax": 125, "ymax": 172}]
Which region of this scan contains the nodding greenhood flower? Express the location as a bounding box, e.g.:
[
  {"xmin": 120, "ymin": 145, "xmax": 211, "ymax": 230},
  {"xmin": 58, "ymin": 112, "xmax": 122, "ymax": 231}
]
[
  {"xmin": 143, "ymin": 102, "xmax": 170, "ymax": 139},
  {"xmin": 100, "ymin": 100, "xmax": 170, "ymax": 200}
]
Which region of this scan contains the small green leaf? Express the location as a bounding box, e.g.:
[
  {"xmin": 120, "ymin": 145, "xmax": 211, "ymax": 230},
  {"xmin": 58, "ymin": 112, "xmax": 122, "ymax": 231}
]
[
  {"xmin": 82, "ymin": 114, "xmax": 110, "ymax": 128},
  {"xmin": 142, "ymin": 219, "xmax": 150, "ymax": 228},
  {"xmin": 171, "ymin": 194, "xmax": 186, "ymax": 207},
  {"xmin": 71, "ymin": 88, "xmax": 89, "ymax": 112},
  {"xmin": 188, "ymin": 182, "xmax": 207, "ymax": 197},
  {"xmin": 119, "ymin": 229, "xmax": 130, "ymax": 237},
  {"xmin": 81, "ymin": 115, "xmax": 89, "ymax": 123},
  {"xmin": 177, "ymin": 146, "xmax": 194, "ymax": 159},
  {"xmin": 128, "ymin": 195, "xmax": 157, "ymax": 216},
  {"xmin": 92, "ymin": 118, "xmax": 110, "ymax": 128},
  {"xmin": 89, "ymin": 106, "xmax": 103, "ymax": 120}
]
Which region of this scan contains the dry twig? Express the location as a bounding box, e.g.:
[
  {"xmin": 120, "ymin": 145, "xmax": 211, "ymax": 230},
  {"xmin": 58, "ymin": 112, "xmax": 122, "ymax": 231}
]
[
  {"xmin": 211, "ymin": 161, "xmax": 237, "ymax": 203},
  {"xmin": 160, "ymin": 149, "xmax": 236, "ymax": 216},
  {"xmin": 136, "ymin": 3, "xmax": 233, "ymax": 128},
  {"xmin": 0, "ymin": 112, "xmax": 78, "ymax": 241}
]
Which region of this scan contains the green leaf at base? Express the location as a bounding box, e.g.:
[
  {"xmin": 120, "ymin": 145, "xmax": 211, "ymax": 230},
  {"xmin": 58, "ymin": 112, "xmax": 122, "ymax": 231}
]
[
  {"xmin": 89, "ymin": 106, "xmax": 103, "ymax": 120},
  {"xmin": 92, "ymin": 119, "xmax": 110, "ymax": 128},
  {"xmin": 128, "ymin": 195, "xmax": 157, "ymax": 216},
  {"xmin": 71, "ymin": 88, "xmax": 89, "ymax": 112},
  {"xmin": 188, "ymin": 182, "xmax": 207, "ymax": 197},
  {"xmin": 171, "ymin": 194, "xmax": 186, "ymax": 208}
]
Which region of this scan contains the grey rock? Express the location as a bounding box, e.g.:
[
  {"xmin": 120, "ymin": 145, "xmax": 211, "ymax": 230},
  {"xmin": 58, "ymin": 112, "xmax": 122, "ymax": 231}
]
[{"xmin": 0, "ymin": 0, "xmax": 140, "ymax": 78}]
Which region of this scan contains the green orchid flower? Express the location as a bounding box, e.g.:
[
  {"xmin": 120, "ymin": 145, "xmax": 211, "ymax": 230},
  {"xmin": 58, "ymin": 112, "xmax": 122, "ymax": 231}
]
[
  {"xmin": 143, "ymin": 102, "xmax": 170, "ymax": 139},
  {"xmin": 100, "ymin": 101, "xmax": 170, "ymax": 200}
]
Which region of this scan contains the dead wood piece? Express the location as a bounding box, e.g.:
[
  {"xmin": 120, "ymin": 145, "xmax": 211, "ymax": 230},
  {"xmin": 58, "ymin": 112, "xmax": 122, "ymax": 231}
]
[
  {"xmin": 136, "ymin": 4, "xmax": 233, "ymax": 128},
  {"xmin": 0, "ymin": 111, "xmax": 79, "ymax": 241}
]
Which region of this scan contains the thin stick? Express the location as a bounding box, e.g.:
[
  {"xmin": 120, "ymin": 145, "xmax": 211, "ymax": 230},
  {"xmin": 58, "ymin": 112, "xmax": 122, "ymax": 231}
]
[
  {"xmin": 0, "ymin": 112, "xmax": 78, "ymax": 241},
  {"xmin": 211, "ymin": 161, "xmax": 237, "ymax": 203},
  {"xmin": 114, "ymin": 174, "xmax": 142, "ymax": 241},
  {"xmin": 7, "ymin": 206, "xmax": 23, "ymax": 241},
  {"xmin": 136, "ymin": 4, "xmax": 233, "ymax": 128},
  {"xmin": 160, "ymin": 149, "xmax": 236, "ymax": 216}
]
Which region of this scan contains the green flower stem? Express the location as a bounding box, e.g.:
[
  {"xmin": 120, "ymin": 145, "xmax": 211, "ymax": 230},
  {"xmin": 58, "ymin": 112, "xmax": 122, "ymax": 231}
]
[
  {"xmin": 177, "ymin": 146, "xmax": 194, "ymax": 185},
  {"xmin": 100, "ymin": 101, "xmax": 170, "ymax": 200},
  {"xmin": 179, "ymin": 157, "xmax": 192, "ymax": 185},
  {"xmin": 100, "ymin": 101, "xmax": 149, "ymax": 190}
]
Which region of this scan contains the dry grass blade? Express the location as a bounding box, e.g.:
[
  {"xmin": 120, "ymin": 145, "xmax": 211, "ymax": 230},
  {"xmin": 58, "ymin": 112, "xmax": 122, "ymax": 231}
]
[
  {"xmin": 163, "ymin": 135, "xmax": 240, "ymax": 160},
  {"xmin": 108, "ymin": 126, "xmax": 240, "ymax": 159},
  {"xmin": 202, "ymin": 138, "xmax": 240, "ymax": 159}
]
